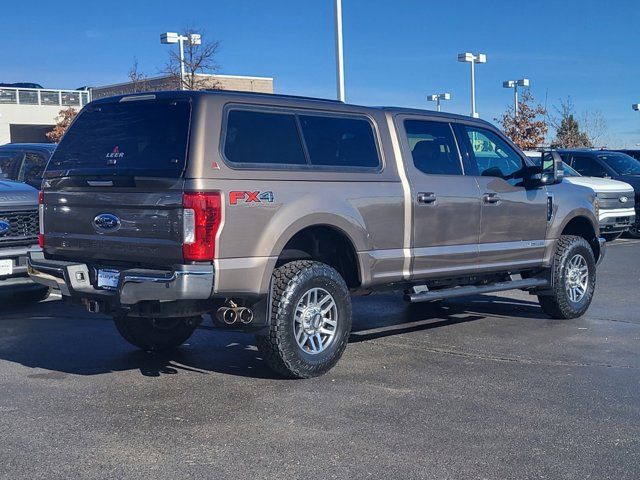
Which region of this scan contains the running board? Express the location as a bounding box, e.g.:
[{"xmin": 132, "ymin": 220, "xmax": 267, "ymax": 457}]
[{"xmin": 404, "ymin": 278, "xmax": 549, "ymax": 303}]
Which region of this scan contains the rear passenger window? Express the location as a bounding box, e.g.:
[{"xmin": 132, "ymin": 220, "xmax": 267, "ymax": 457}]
[
  {"xmin": 224, "ymin": 110, "xmax": 307, "ymax": 165},
  {"xmin": 299, "ymin": 115, "xmax": 380, "ymax": 168},
  {"xmin": 404, "ymin": 120, "xmax": 462, "ymax": 175}
]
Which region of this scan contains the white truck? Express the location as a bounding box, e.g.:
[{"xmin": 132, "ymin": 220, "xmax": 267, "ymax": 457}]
[{"xmin": 525, "ymin": 151, "xmax": 635, "ymax": 241}]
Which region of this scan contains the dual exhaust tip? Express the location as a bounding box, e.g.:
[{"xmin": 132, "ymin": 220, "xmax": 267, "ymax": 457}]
[{"xmin": 216, "ymin": 306, "xmax": 253, "ymax": 325}]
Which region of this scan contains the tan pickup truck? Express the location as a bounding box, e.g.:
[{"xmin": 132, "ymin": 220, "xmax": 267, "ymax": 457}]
[{"xmin": 28, "ymin": 91, "xmax": 605, "ymax": 378}]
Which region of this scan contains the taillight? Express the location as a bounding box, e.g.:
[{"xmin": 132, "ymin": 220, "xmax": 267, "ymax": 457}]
[
  {"xmin": 182, "ymin": 192, "xmax": 222, "ymax": 262},
  {"xmin": 38, "ymin": 190, "xmax": 45, "ymax": 248}
]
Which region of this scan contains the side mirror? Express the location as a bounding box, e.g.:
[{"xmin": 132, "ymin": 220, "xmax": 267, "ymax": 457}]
[{"xmin": 540, "ymin": 151, "xmax": 564, "ymax": 185}]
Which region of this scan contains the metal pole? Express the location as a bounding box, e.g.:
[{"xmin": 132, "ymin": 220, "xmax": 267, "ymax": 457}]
[
  {"xmin": 178, "ymin": 36, "xmax": 186, "ymax": 90},
  {"xmin": 470, "ymin": 60, "xmax": 476, "ymax": 118},
  {"xmin": 436, "ymin": 97, "xmax": 441, "ymax": 112},
  {"xmin": 334, "ymin": 0, "xmax": 345, "ymax": 102},
  {"xmin": 514, "ymin": 85, "xmax": 518, "ymax": 118}
]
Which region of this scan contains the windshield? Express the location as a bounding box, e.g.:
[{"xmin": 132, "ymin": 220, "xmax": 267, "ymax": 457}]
[
  {"xmin": 48, "ymin": 99, "xmax": 191, "ymax": 178},
  {"xmin": 598, "ymin": 153, "xmax": 640, "ymax": 176}
]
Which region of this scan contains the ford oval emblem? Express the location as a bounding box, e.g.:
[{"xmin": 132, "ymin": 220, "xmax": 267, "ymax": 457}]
[
  {"xmin": 619, "ymin": 196, "xmax": 629, "ymax": 204},
  {"xmin": 93, "ymin": 213, "xmax": 121, "ymax": 233},
  {"xmin": 0, "ymin": 219, "xmax": 9, "ymax": 236}
]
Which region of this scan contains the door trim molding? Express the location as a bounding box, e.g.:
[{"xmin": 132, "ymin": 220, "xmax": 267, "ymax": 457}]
[{"xmin": 386, "ymin": 113, "xmax": 412, "ymax": 280}]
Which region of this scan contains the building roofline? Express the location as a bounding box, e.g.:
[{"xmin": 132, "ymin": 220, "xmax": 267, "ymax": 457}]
[{"xmin": 90, "ymin": 73, "xmax": 274, "ymax": 91}]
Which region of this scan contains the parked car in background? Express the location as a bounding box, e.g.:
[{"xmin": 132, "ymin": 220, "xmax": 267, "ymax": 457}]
[
  {"xmin": 557, "ymin": 149, "xmax": 640, "ymax": 238},
  {"xmin": 525, "ymin": 150, "xmax": 635, "ymax": 241},
  {"xmin": 0, "ymin": 180, "xmax": 50, "ymax": 302},
  {"xmin": 0, "ymin": 143, "xmax": 55, "ymax": 189}
]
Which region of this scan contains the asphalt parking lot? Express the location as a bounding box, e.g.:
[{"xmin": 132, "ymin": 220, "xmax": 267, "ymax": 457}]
[{"xmin": 1, "ymin": 240, "xmax": 639, "ymax": 480}]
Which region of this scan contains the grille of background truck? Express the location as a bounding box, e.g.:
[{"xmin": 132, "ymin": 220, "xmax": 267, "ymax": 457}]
[
  {"xmin": 0, "ymin": 210, "xmax": 39, "ymax": 245},
  {"xmin": 596, "ymin": 192, "xmax": 634, "ymax": 210}
]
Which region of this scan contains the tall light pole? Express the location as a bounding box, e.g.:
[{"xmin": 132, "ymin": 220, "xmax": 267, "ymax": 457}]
[
  {"xmin": 503, "ymin": 78, "xmax": 530, "ymax": 118},
  {"xmin": 458, "ymin": 52, "xmax": 487, "ymax": 118},
  {"xmin": 161, "ymin": 31, "xmax": 202, "ymax": 90},
  {"xmin": 427, "ymin": 93, "xmax": 451, "ymax": 112},
  {"xmin": 334, "ymin": 0, "xmax": 345, "ymax": 102}
]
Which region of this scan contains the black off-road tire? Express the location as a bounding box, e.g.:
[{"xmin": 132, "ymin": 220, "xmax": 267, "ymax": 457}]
[
  {"xmin": 537, "ymin": 235, "xmax": 596, "ymax": 319},
  {"xmin": 113, "ymin": 316, "xmax": 200, "ymax": 352},
  {"xmin": 602, "ymin": 232, "xmax": 622, "ymax": 242},
  {"xmin": 256, "ymin": 260, "xmax": 352, "ymax": 379}
]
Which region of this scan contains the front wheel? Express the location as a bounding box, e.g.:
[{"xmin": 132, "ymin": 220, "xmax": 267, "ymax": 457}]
[
  {"xmin": 256, "ymin": 260, "xmax": 352, "ymax": 378},
  {"xmin": 113, "ymin": 316, "xmax": 200, "ymax": 351},
  {"xmin": 537, "ymin": 235, "xmax": 596, "ymax": 319}
]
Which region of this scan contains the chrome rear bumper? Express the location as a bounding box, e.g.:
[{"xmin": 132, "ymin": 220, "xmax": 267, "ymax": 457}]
[{"xmin": 27, "ymin": 249, "xmax": 214, "ymax": 305}]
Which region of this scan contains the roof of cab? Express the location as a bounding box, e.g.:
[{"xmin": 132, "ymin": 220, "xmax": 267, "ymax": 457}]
[{"xmin": 95, "ymin": 89, "xmax": 493, "ymax": 126}]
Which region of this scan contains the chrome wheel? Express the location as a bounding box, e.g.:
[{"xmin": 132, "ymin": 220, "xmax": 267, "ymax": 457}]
[
  {"xmin": 565, "ymin": 254, "xmax": 589, "ymax": 303},
  {"xmin": 294, "ymin": 287, "xmax": 338, "ymax": 355}
]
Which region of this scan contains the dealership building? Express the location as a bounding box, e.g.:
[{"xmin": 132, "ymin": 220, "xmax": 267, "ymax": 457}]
[{"xmin": 0, "ymin": 73, "xmax": 273, "ymax": 145}]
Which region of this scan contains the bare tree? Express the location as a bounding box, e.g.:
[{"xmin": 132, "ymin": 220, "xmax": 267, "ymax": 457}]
[
  {"xmin": 496, "ymin": 89, "xmax": 548, "ymax": 150},
  {"xmin": 549, "ymin": 97, "xmax": 592, "ymax": 148},
  {"xmin": 162, "ymin": 28, "xmax": 222, "ymax": 90},
  {"xmin": 46, "ymin": 108, "xmax": 77, "ymax": 143},
  {"xmin": 579, "ymin": 109, "xmax": 609, "ymax": 148},
  {"xmin": 128, "ymin": 57, "xmax": 149, "ymax": 93}
]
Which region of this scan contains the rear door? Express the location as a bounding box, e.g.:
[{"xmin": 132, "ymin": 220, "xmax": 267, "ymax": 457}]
[
  {"xmin": 456, "ymin": 124, "xmax": 548, "ymax": 271},
  {"xmin": 42, "ymin": 96, "xmax": 192, "ymax": 266},
  {"xmin": 397, "ymin": 116, "xmax": 481, "ymax": 278}
]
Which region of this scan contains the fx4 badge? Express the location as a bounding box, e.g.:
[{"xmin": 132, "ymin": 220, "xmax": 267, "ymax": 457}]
[{"xmin": 229, "ymin": 191, "xmax": 274, "ymax": 205}]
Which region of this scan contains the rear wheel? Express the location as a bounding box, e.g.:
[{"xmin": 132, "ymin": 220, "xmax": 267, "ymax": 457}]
[
  {"xmin": 602, "ymin": 232, "xmax": 622, "ymax": 242},
  {"xmin": 537, "ymin": 235, "xmax": 596, "ymax": 319},
  {"xmin": 113, "ymin": 316, "xmax": 200, "ymax": 351},
  {"xmin": 256, "ymin": 260, "xmax": 352, "ymax": 378}
]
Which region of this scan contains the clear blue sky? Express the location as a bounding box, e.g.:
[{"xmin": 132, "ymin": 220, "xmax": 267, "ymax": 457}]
[{"xmin": 2, "ymin": 0, "xmax": 639, "ymax": 146}]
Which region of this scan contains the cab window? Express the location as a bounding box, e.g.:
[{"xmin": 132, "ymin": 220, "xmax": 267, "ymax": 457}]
[
  {"xmin": 404, "ymin": 120, "xmax": 462, "ymax": 175},
  {"xmin": 0, "ymin": 150, "xmax": 23, "ymax": 180},
  {"xmin": 571, "ymin": 156, "xmax": 609, "ymax": 177},
  {"xmin": 463, "ymin": 126, "xmax": 524, "ymax": 184},
  {"xmin": 22, "ymin": 151, "xmax": 48, "ymax": 187}
]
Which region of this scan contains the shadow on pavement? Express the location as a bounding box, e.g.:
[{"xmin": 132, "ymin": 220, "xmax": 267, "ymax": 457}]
[{"xmin": 0, "ymin": 291, "xmax": 545, "ymax": 379}]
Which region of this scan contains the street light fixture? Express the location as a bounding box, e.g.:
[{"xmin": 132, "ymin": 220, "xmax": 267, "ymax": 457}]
[
  {"xmin": 427, "ymin": 93, "xmax": 451, "ymax": 112},
  {"xmin": 458, "ymin": 52, "xmax": 487, "ymax": 118},
  {"xmin": 633, "ymin": 104, "xmax": 640, "ymax": 111},
  {"xmin": 503, "ymin": 78, "xmax": 530, "ymax": 118},
  {"xmin": 160, "ymin": 31, "xmax": 202, "ymax": 90}
]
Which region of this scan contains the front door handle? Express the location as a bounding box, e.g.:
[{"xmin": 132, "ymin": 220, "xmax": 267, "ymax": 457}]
[
  {"xmin": 483, "ymin": 193, "xmax": 501, "ymax": 204},
  {"xmin": 417, "ymin": 192, "xmax": 437, "ymax": 204}
]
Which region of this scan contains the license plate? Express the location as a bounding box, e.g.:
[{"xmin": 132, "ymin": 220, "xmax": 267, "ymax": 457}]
[
  {"xmin": 97, "ymin": 269, "xmax": 120, "ymax": 290},
  {"xmin": 0, "ymin": 259, "xmax": 12, "ymax": 276}
]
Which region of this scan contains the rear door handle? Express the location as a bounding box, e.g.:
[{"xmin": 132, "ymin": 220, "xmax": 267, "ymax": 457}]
[
  {"xmin": 483, "ymin": 193, "xmax": 501, "ymax": 204},
  {"xmin": 417, "ymin": 192, "xmax": 437, "ymax": 204}
]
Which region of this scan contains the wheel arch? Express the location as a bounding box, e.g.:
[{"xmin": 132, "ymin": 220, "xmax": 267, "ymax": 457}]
[
  {"xmin": 272, "ymin": 223, "xmax": 364, "ymax": 289},
  {"xmin": 559, "ymin": 214, "xmax": 601, "ymax": 262}
]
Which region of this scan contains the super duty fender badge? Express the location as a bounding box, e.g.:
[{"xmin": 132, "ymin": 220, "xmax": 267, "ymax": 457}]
[{"xmin": 229, "ymin": 191, "xmax": 274, "ymax": 205}]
